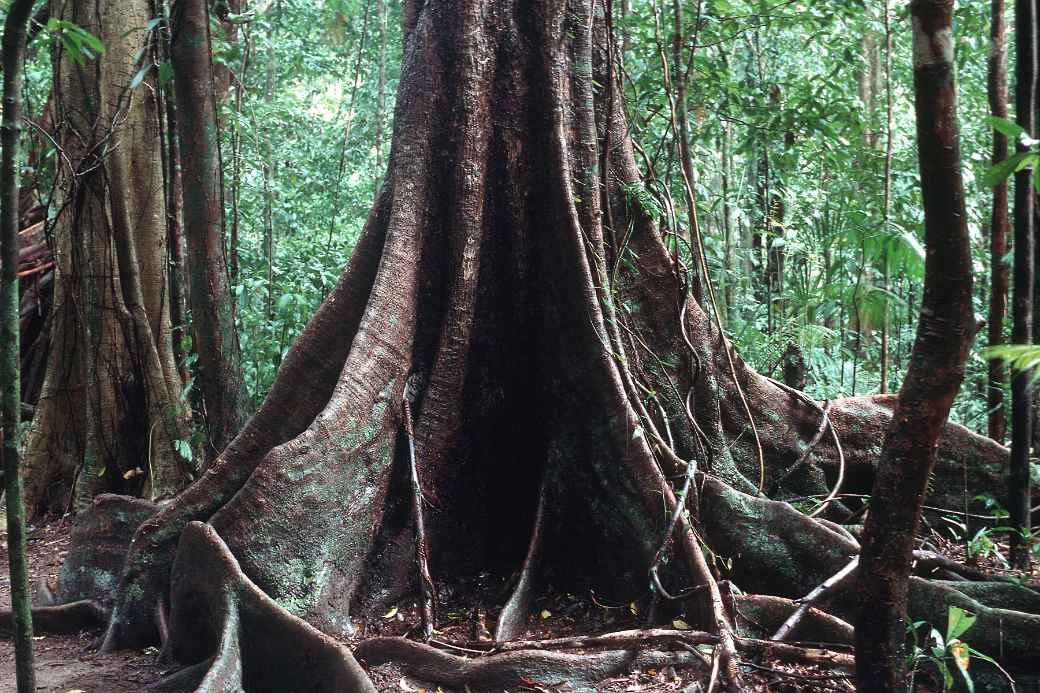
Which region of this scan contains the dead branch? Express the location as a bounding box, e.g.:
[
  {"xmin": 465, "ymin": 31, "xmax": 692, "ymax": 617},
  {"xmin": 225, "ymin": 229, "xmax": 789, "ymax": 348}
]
[{"xmin": 772, "ymin": 557, "xmax": 859, "ymax": 642}]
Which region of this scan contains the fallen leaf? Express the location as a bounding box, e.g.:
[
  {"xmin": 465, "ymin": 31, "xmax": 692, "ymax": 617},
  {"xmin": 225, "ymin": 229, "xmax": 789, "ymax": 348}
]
[
  {"xmin": 672, "ymin": 619, "xmax": 691, "ymax": 630},
  {"xmin": 540, "ymin": 609, "xmax": 552, "ymax": 619},
  {"xmin": 383, "ymin": 606, "xmax": 398, "ymax": 619}
]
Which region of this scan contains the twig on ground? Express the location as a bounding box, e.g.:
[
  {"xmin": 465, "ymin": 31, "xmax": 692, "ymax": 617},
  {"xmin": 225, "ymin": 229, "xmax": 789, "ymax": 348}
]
[{"xmin": 771, "ymin": 557, "xmax": 858, "ymax": 642}]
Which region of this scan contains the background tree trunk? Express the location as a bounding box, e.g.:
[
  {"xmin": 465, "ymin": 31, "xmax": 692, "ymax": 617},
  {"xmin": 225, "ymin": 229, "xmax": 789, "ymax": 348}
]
[
  {"xmin": 171, "ymin": 0, "xmax": 248, "ymax": 461},
  {"xmin": 21, "ymin": 0, "xmax": 192, "ymax": 515},
  {"xmin": 989, "ymin": 0, "xmax": 1010, "ymax": 443},
  {"xmin": 856, "ymin": 2, "xmax": 975, "ymax": 687},
  {"xmin": 1011, "ymin": 0, "xmax": 1037, "ymax": 570}
]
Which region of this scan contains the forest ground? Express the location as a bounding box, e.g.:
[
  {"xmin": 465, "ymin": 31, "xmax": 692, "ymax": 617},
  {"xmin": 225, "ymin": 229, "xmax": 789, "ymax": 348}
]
[
  {"xmin": 0, "ymin": 522, "xmax": 860, "ymax": 692},
  {"xmin": 8, "ymin": 521, "xmax": 1032, "ymax": 691}
]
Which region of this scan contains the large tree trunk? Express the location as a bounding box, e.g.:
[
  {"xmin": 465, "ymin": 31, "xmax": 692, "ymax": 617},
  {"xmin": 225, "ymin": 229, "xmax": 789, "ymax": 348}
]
[
  {"xmin": 855, "ymin": 1, "xmax": 975, "ymax": 687},
  {"xmin": 21, "ymin": 0, "xmax": 192, "ymax": 515},
  {"xmin": 11, "ymin": 1, "xmax": 1034, "ymax": 690}
]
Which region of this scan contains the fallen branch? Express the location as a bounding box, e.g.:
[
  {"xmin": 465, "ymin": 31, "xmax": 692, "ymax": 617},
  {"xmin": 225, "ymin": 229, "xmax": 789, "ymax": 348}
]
[
  {"xmin": 772, "ymin": 557, "xmax": 859, "ymax": 642},
  {"xmin": 912, "ymin": 547, "xmax": 1023, "ymax": 585}
]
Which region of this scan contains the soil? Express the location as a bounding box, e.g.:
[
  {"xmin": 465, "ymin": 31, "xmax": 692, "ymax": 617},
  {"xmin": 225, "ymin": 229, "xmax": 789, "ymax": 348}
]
[
  {"xmin": 0, "ymin": 516, "xmax": 167, "ymax": 692},
  {"xmin": 11, "ymin": 516, "xmax": 1023, "ymax": 692}
]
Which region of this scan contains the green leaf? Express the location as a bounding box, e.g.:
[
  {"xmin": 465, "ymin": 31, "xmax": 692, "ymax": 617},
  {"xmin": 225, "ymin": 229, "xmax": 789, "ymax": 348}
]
[
  {"xmin": 986, "ymin": 116, "xmax": 1027, "ymax": 140},
  {"xmin": 946, "ymin": 606, "xmax": 977, "ymax": 643},
  {"xmin": 983, "ymin": 151, "xmax": 1032, "ymax": 188}
]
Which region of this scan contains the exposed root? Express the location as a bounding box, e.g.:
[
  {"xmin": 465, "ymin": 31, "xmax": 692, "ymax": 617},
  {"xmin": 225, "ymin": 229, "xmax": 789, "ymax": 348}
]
[
  {"xmin": 160, "ymin": 521, "xmax": 376, "ymax": 692},
  {"xmin": 147, "ymin": 661, "xmax": 211, "ymax": 691},
  {"xmin": 494, "ymin": 477, "xmax": 548, "ymax": 642},
  {"xmin": 0, "ymin": 600, "xmax": 108, "ymax": 635},
  {"xmin": 357, "ymin": 627, "xmax": 856, "ymax": 690},
  {"xmin": 355, "ymin": 636, "xmax": 707, "ymax": 689},
  {"xmin": 731, "ymin": 595, "xmax": 854, "ymax": 644}
]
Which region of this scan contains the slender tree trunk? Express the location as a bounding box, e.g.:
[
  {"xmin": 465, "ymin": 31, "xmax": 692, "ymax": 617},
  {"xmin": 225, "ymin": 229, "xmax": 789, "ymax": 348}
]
[
  {"xmin": 1, "ymin": 1, "xmax": 38, "ymax": 689},
  {"xmin": 721, "ymin": 127, "xmax": 734, "ymax": 318},
  {"xmin": 880, "ymin": 0, "xmax": 894, "ymax": 394},
  {"xmin": 171, "ymin": 0, "xmax": 248, "ymax": 460},
  {"xmin": 160, "ymin": 1, "xmax": 188, "ymax": 378},
  {"xmin": 1011, "ymin": 0, "xmax": 1037, "ymax": 571},
  {"xmin": 856, "ymin": 1, "xmax": 975, "ymax": 688},
  {"xmin": 375, "ymin": 0, "xmax": 387, "ymax": 172},
  {"xmin": 262, "ymin": 0, "xmax": 279, "ymax": 321},
  {"xmin": 668, "ymin": 0, "xmax": 703, "ymax": 305},
  {"xmin": 989, "ymin": 0, "xmax": 1010, "ymax": 442}
]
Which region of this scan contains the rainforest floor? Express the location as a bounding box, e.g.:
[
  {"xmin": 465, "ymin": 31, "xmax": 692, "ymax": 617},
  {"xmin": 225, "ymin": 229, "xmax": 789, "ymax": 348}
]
[{"xmin": 2, "ymin": 517, "xmax": 1036, "ymax": 692}]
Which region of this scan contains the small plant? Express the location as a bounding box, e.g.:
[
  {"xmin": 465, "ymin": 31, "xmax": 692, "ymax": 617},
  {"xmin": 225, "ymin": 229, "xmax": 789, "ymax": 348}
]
[
  {"xmin": 907, "ymin": 606, "xmax": 1003, "ymax": 692},
  {"xmin": 983, "ymin": 116, "xmax": 1040, "ymax": 191}
]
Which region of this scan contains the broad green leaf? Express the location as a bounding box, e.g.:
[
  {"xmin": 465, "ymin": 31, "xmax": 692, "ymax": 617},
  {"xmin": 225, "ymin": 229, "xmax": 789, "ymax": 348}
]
[
  {"xmin": 946, "ymin": 606, "xmax": 977, "ymax": 642},
  {"xmin": 986, "ymin": 116, "xmax": 1027, "ymax": 140},
  {"xmin": 983, "ymin": 151, "xmax": 1032, "ymax": 189}
]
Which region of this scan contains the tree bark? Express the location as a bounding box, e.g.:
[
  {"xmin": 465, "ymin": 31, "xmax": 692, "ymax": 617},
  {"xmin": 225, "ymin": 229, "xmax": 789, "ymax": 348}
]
[
  {"xmin": 171, "ymin": 0, "xmax": 248, "ymax": 461},
  {"xmin": 856, "ymin": 2, "xmax": 975, "ymax": 688},
  {"xmin": 1, "ymin": 0, "xmax": 39, "ymax": 689},
  {"xmin": 989, "ymin": 0, "xmax": 1010, "ymax": 443},
  {"xmin": 1011, "ymin": 0, "xmax": 1037, "ymax": 570},
  {"xmin": 21, "ymin": 0, "xmax": 192, "ymax": 515}
]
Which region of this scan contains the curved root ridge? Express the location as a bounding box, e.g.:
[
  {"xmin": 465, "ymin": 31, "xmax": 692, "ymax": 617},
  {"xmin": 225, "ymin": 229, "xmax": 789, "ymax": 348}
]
[
  {"xmin": 160, "ymin": 521, "xmax": 376, "ymax": 693},
  {"xmin": 355, "ymin": 637, "xmax": 707, "ymax": 688}
]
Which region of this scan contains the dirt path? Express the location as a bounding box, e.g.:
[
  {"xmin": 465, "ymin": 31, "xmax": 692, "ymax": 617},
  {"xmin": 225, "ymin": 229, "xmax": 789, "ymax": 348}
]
[{"xmin": 1, "ymin": 517, "xmax": 166, "ymax": 693}]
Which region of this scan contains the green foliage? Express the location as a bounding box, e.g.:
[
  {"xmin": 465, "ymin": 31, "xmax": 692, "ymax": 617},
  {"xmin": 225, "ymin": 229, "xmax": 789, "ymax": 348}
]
[
  {"xmin": 908, "ymin": 606, "xmax": 1001, "ymax": 693},
  {"xmin": 40, "ymin": 18, "xmax": 104, "ymax": 65},
  {"xmin": 982, "ymin": 344, "xmax": 1040, "ymax": 383},
  {"xmin": 219, "ymin": 0, "xmax": 401, "ymax": 404},
  {"xmin": 1, "ymin": 0, "xmax": 1018, "ymax": 438}
]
